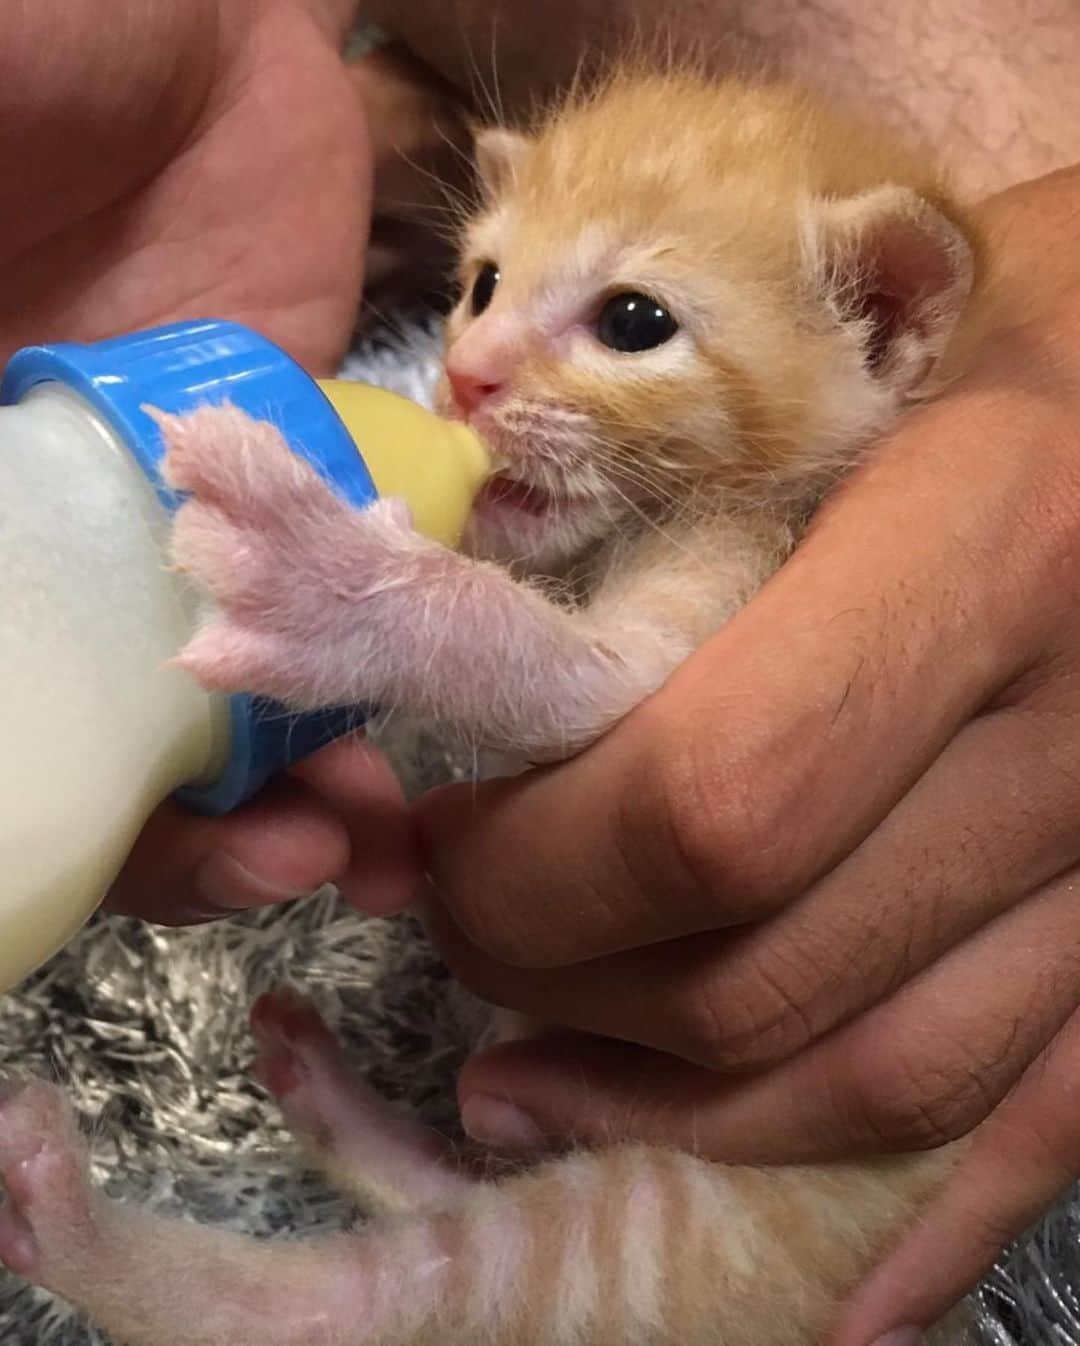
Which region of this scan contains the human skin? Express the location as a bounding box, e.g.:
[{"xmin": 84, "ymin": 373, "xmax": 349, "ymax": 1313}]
[
  {"xmin": 418, "ymin": 163, "xmax": 1080, "ymax": 1344},
  {"xmin": 8, "ymin": 2, "xmax": 1080, "ymax": 1342},
  {"xmin": 361, "ymin": 0, "xmax": 1080, "ymax": 198},
  {"xmin": 366, "ymin": 3, "xmax": 1080, "ymax": 1342}
]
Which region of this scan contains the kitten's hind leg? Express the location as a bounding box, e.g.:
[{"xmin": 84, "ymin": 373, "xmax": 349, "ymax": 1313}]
[
  {"xmin": 0, "ymin": 1075, "xmax": 445, "ymax": 1346},
  {"xmin": 0, "ymin": 1077, "xmax": 100, "ymax": 1286},
  {"xmin": 252, "ymin": 989, "xmax": 473, "ymax": 1214},
  {"xmin": 0, "ymin": 1077, "xmax": 964, "ymax": 1346}
]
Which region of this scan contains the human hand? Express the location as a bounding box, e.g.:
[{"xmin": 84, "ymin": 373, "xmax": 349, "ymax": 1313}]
[
  {"xmin": 105, "ymin": 735, "xmax": 419, "ymax": 925},
  {"xmin": 2, "ymin": 1, "xmax": 423, "ymax": 921},
  {"xmin": 416, "ymin": 164, "xmax": 1080, "ymax": 1340},
  {"xmin": 0, "ymin": 0, "xmax": 369, "ymax": 371}
]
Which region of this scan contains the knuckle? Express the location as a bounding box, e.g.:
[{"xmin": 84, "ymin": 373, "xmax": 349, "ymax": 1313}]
[
  {"xmin": 976, "ymin": 399, "xmax": 1080, "ymax": 608},
  {"xmin": 449, "ymin": 899, "xmax": 549, "ymax": 968},
  {"xmin": 452, "ymin": 854, "xmax": 641, "ymax": 969},
  {"xmin": 644, "ymin": 716, "xmax": 801, "ymax": 922},
  {"xmin": 425, "ymin": 880, "xmax": 536, "ymax": 975},
  {"xmin": 846, "ymin": 1028, "xmax": 993, "ymax": 1152},
  {"xmin": 673, "ymin": 948, "xmax": 823, "ymax": 1071},
  {"xmin": 669, "ymin": 984, "xmax": 762, "ymax": 1071}
]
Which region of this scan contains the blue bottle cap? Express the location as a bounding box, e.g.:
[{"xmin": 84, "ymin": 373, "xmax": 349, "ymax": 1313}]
[{"xmin": 0, "ymin": 319, "xmax": 378, "ymax": 815}]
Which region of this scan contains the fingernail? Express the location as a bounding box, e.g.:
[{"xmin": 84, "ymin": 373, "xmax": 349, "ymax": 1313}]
[
  {"xmin": 461, "ymin": 1095, "xmax": 545, "ymax": 1151},
  {"xmin": 194, "ymin": 853, "xmax": 311, "ymax": 911},
  {"xmin": 869, "ymin": 1330, "xmax": 924, "ymax": 1346}
]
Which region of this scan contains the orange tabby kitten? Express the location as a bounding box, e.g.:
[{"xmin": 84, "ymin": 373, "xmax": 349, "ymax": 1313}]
[{"xmin": 0, "ymin": 67, "xmax": 982, "ymax": 1346}]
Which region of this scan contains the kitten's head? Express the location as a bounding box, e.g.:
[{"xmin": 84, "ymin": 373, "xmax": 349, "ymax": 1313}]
[{"xmin": 438, "ymin": 70, "xmax": 977, "ymax": 569}]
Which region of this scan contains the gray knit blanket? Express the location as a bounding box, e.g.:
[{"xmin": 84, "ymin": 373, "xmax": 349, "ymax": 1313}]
[{"xmin": 0, "ymin": 321, "xmax": 1076, "ymax": 1346}]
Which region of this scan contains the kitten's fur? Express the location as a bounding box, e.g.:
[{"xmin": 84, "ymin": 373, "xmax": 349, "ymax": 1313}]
[{"xmin": 0, "ymin": 67, "xmax": 983, "ymax": 1345}]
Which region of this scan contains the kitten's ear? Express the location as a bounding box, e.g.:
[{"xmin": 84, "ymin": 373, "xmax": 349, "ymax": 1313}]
[
  {"xmin": 473, "ymin": 127, "xmax": 529, "ymax": 198},
  {"xmin": 805, "ymin": 185, "xmax": 975, "ymax": 391}
]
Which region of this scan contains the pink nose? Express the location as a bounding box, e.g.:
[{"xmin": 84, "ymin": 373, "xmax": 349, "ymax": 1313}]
[{"xmin": 446, "ymin": 363, "xmax": 504, "ymax": 416}]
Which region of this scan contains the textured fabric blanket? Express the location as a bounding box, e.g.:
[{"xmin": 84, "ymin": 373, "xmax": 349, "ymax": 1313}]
[{"xmin": 0, "ymin": 320, "xmax": 1076, "ymax": 1346}]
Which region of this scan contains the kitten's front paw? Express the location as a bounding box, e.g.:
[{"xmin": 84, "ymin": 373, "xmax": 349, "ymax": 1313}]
[
  {"xmin": 154, "ymin": 403, "xmax": 418, "ymax": 707},
  {"xmin": 0, "ymin": 1079, "xmax": 98, "ymax": 1284}
]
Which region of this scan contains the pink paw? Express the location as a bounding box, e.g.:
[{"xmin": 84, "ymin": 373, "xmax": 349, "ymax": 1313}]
[
  {"xmin": 252, "ymin": 989, "xmax": 401, "ymax": 1158},
  {"xmin": 159, "ymin": 405, "xmax": 342, "ymax": 601},
  {"xmin": 250, "ymin": 989, "xmax": 468, "ymax": 1210},
  {"xmin": 250, "ymin": 988, "xmax": 340, "ymax": 1107},
  {"xmin": 150, "ymin": 402, "xmax": 418, "ymax": 708},
  {"xmin": 154, "ymin": 402, "xmax": 327, "ymax": 528},
  {"xmin": 0, "ymin": 1079, "xmax": 96, "ymax": 1282}
]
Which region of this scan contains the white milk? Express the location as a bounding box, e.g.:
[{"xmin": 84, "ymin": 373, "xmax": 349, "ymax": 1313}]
[{"xmin": 0, "ymin": 384, "xmax": 227, "ymax": 991}]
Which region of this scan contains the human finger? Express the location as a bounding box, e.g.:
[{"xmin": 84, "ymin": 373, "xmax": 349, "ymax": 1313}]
[
  {"xmin": 832, "ymin": 1004, "xmax": 1080, "ymax": 1346},
  {"xmin": 454, "ymin": 866, "xmax": 1080, "ymax": 1159},
  {"xmin": 425, "ymin": 682, "xmax": 1080, "ymax": 1069},
  {"xmin": 419, "ymin": 333, "xmax": 1080, "ymax": 969},
  {"xmin": 107, "ymin": 736, "xmax": 418, "ymax": 924},
  {"xmin": 105, "ymin": 776, "xmax": 351, "ymax": 925},
  {"xmin": 289, "ymin": 734, "xmax": 422, "ymax": 915}
]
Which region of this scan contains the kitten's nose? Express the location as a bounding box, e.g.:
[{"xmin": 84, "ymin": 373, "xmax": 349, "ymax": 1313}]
[{"xmin": 446, "ymin": 363, "xmax": 504, "ymax": 416}]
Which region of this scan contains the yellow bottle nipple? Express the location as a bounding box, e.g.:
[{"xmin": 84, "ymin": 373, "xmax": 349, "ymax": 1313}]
[{"xmin": 317, "ymin": 380, "xmax": 492, "ymax": 549}]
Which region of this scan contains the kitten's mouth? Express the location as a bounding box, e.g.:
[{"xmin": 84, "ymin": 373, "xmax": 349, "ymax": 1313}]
[
  {"xmin": 475, "ymin": 473, "xmax": 553, "ymax": 517},
  {"xmin": 474, "ymin": 472, "xmax": 590, "ymax": 521}
]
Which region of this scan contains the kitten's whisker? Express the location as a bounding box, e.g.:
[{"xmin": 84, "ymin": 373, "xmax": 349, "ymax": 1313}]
[
  {"xmin": 547, "ymin": 442, "xmax": 700, "ymax": 561},
  {"xmin": 455, "ymin": 17, "xmax": 506, "ymax": 130},
  {"xmin": 431, "ymin": 117, "xmax": 480, "ymax": 178},
  {"xmin": 389, "ymin": 151, "xmax": 477, "ymax": 219}
]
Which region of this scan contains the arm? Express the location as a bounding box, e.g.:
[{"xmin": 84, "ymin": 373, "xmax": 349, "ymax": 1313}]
[{"xmin": 360, "ymin": 0, "xmax": 1080, "ymax": 197}]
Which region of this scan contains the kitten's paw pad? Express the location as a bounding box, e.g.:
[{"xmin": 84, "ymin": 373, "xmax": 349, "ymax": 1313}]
[
  {"xmin": 167, "ymin": 434, "xmax": 341, "ymax": 606},
  {"xmin": 171, "ymin": 488, "xmax": 422, "ymax": 705},
  {"xmin": 158, "ymin": 400, "xmax": 423, "ymax": 707},
  {"xmin": 0, "ymin": 1194, "xmax": 40, "ymax": 1279},
  {"xmin": 161, "ymin": 403, "xmax": 416, "ymax": 625},
  {"xmin": 0, "ymin": 1080, "xmax": 96, "ymax": 1279},
  {"xmin": 252, "ymin": 988, "xmax": 335, "ymax": 1050}
]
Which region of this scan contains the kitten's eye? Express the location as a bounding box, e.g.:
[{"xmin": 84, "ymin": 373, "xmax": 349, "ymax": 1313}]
[
  {"xmin": 470, "ymin": 262, "xmax": 500, "ymax": 315},
  {"xmin": 595, "ymin": 292, "xmax": 679, "ymax": 352}
]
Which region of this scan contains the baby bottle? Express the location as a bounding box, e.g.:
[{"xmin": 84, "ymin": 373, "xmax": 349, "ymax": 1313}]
[{"xmin": 0, "ymin": 319, "xmax": 490, "ymax": 994}]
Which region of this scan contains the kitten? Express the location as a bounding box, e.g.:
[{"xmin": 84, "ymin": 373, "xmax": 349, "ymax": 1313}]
[
  {"xmin": 0, "ymin": 67, "xmax": 983, "ymax": 1346},
  {"xmin": 157, "ymin": 67, "xmax": 979, "ymax": 767}
]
